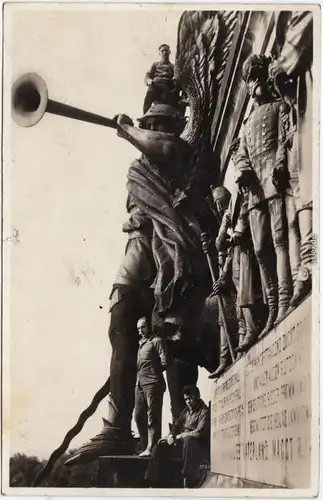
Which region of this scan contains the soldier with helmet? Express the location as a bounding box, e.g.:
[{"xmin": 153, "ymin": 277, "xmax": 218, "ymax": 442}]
[
  {"xmin": 208, "ymin": 185, "xmax": 239, "ymax": 378},
  {"xmin": 235, "ymin": 54, "xmax": 296, "ymax": 338},
  {"xmin": 209, "ymin": 139, "xmax": 266, "ymax": 377}
]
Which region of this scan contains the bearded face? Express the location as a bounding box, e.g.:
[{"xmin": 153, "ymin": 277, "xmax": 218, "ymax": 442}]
[
  {"xmin": 246, "ymin": 75, "xmax": 268, "ymax": 99},
  {"xmin": 244, "ymin": 65, "xmax": 270, "ymax": 100}
]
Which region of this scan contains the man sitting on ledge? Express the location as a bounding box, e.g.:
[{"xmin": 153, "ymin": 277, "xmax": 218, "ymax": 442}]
[{"xmin": 145, "ymin": 385, "xmax": 210, "ymax": 488}]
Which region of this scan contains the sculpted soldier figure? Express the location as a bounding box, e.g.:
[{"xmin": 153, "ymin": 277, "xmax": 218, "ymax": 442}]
[
  {"xmin": 211, "ymin": 141, "xmax": 266, "ymax": 365},
  {"xmin": 60, "ymin": 11, "xmax": 240, "ymax": 473},
  {"xmin": 235, "ymin": 54, "xmax": 295, "ymax": 337},
  {"xmin": 66, "ymin": 103, "xmax": 210, "ymax": 465},
  {"xmin": 269, "ymin": 11, "xmax": 313, "ymax": 308},
  {"xmin": 208, "ymin": 185, "xmax": 239, "ymax": 378}
]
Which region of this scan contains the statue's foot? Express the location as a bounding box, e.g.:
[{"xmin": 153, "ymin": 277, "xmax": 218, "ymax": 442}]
[
  {"xmin": 258, "ymin": 309, "xmax": 277, "ymax": 340},
  {"xmin": 65, "ymin": 418, "xmax": 135, "ymax": 466},
  {"xmin": 235, "ymin": 331, "xmax": 258, "ymax": 354},
  {"xmin": 208, "ymin": 361, "xmax": 230, "ymax": 379},
  {"xmin": 274, "ymin": 305, "xmax": 290, "ymax": 327},
  {"xmin": 139, "ymin": 448, "xmax": 152, "ymax": 457},
  {"xmin": 289, "ymin": 278, "xmax": 311, "ymax": 310}
]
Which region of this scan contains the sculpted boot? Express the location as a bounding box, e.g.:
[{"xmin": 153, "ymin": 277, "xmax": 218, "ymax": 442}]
[
  {"xmin": 209, "ymin": 326, "xmax": 232, "ymax": 379},
  {"xmin": 274, "ymin": 246, "xmax": 293, "ymax": 325},
  {"xmin": 289, "ymin": 276, "xmax": 311, "ymax": 309},
  {"xmin": 65, "ymin": 395, "xmax": 135, "ymax": 466},
  {"xmin": 236, "ymin": 334, "xmax": 245, "ymax": 360},
  {"xmin": 235, "ymin": 313, "xmax": 246, "ymax": 359},
  {"xmin": 236, "ymin": 308, "xmax": 258, "ymax": 354},
  {"xmin": 258, "ymin": 282, "xmax": 278, "ymax": 340},
  {"xmin": 289, "ymin": 267, "xmax": 312, "ymax": 310},
  {"xmin": 289, "ymin": 207, "xmax": 312, "ymax": 310}
]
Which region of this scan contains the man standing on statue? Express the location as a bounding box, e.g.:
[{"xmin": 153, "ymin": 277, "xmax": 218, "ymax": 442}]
[
  {"xmin": 235, "ymin": 54, "xmax": 295, "ymax": 337},
  {"xmin": 134, "ymin": 317, "xmax": 168, "ymax": 457},
  {"xmin": 143, "ymin": 44, "xmax": 177, "ymax": 113}
]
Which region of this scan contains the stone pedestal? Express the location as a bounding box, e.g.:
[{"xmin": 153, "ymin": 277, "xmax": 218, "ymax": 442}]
[{"xmin": 210, "ymin": 296, "xmax": 312, "ymax": 488}]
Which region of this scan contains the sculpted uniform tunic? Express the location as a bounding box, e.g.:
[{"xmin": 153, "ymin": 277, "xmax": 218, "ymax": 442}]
[
  {"xmin": 237, "ymin": 99, "xmax": 292, "ymax": 213},
  {"xmin": 236, "ymin": 98, "xmax": 293, "ymax": 311}
]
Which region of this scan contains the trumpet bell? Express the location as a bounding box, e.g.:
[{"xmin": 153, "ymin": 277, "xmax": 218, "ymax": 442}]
[{"xmin": 12, "ymin": 73, "xmax": 48, "ymax": 128}]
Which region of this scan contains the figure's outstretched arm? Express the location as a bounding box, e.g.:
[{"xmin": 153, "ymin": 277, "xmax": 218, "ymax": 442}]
[{"xmin": 114, "ymin": 114, "xmax": 190, "ymax": 166}]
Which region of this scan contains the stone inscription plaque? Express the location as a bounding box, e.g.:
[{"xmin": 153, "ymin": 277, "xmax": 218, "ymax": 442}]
[
  {"xmin": 211, "ymin": 296, "xmax": 312, "ymax": 488},
  {"xmin": 211, "ymin": 361, "xmax": 246, "ymax": 478}
]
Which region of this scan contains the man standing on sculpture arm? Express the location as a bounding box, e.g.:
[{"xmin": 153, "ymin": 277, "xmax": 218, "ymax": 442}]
[
  {"xmin": 134, "ymin": 317, "xmax": 168, "ymax": 456},
  {"xmin": 143, "ymin": 44, "xmax": 176, "ymax": 113},
  {"xmin": 145, "ymin": 385, "xmax": 210, "ymax": 488}
]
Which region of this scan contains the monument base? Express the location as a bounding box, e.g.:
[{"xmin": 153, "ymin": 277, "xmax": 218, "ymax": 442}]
[
  {"xmin": 202, "ymin": 472, "xmax": 281, "ymax": 488},
  {"xmin": 210, "ymin": 295, "xmax": 312, "ymax": 488}
]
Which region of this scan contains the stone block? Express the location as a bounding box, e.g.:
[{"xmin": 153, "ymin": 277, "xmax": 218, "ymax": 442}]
[{"xmin": 211, "ymin": 296, "xmax": 312, "ymax": 488}]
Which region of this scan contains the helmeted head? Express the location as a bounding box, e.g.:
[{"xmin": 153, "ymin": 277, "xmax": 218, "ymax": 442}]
[
  {"xmin": 138, "ymin": 103, "xmax": 186, "ymax": 135},
  {"xmin": 212, "ymin": 185, "xmax": 231, "ymax": 218},
  {"xmin": 181, "ymin": 385, "xmax": 200, "ymax": 411},
  {"xmin": 159, "ymin": 43, "xmax": 171, "ymax": 62},
  {"xmin": 242, "ymin": 54, "xmax": 272, "ymax": 99}
]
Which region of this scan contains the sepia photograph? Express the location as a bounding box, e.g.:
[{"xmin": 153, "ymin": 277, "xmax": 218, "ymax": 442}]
[{"xmin": 1, "ymin": 3, "xmax": 320, "ymax": 495}]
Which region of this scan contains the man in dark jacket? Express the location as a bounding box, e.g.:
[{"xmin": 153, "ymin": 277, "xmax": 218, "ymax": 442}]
[{"xmin": 145, "ymin": 385, "xmax": 210, "ymax": 488}]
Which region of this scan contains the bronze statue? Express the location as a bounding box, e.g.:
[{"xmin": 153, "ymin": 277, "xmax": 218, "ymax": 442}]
[
  {"xmin": 235, "ymin": 54, "xmax": 294, "ymax": 338},
  {"xmin": 66, "ymin": 103, "xmax": 201, "ymax": 465},
  {"xmin": 11, "ymin": 10, "xmax": 247, "ymax": 479},
  {"xmin": 210, "ymin": 141, "xmax": 267, "ymax": 369},
  {"xmin": 65, "ymin": 11, "xmax": 241, "ymax": 465},
  {"xmin": 208, "ymin": 186, "xmax": 239, "ymax": 378},
  {"xmin": 269, "ymin": 11, "xmax": 313, "ymax": 309}
]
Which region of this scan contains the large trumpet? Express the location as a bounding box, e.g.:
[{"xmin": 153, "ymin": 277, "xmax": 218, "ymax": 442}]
[
  {"xmin": 11, "ymin": 73, "xmax": 119, "ymax": 129},
  {"xmin": 11, "ymin": 73, "xmax": 186, "ymax": 165}
]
